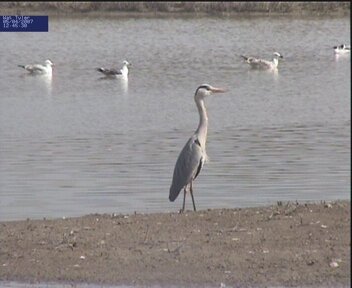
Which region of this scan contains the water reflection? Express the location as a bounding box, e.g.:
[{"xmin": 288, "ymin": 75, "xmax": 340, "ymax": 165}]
[
  {"xmin": 120, "ymin": 77, "xmax": 128, "ymax": 95},
  {"xmin": 97, "ymin": 76, "xmax": 128, "ymax": 95},
  {"xmin": 38, "ymin": 73, "xmax": 53, "ymax": 95},
  {"xmin": 263, "ymin": 68, "xmax": 279, "ymax": 81},
  {"xmin": 334, "ymin": 53, "xmax": 350, "ymax": 62},
  {"xmin": 244, "ymin": 67, "xmax": 280, "ymax": 83},
  {"xmin": 20, "ymin": 73, "xmax": 53, "ymax": 96}
]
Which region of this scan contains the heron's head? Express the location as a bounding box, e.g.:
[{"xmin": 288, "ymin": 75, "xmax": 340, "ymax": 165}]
[
  {"xmin": 45, "ymin": 59, "xmax": 54, "ymax": 66},
  {"xmin": 273, "ymin": 52, "xmax": 283, "ymax": 59},
  {"xmin": 194, "ymin": 84, "xmax": 226, "ymax": 100},
  {"xmin": 123, "ymin": 60, "xmax": 131, "ymax": 67}
]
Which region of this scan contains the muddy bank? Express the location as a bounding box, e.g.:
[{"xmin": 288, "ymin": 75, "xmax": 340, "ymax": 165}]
[
  {"xmin": 0, "ymin": 200, "xmax": 350, "ymax": 287},
  {"xmin": 0, "ymin": 1, "xmax": 350, "ymax": 16}
]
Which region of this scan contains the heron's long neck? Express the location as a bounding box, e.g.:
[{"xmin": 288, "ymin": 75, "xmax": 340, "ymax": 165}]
[{"xmin": 195, "ymin": 98, "xmax": 208, "ymax": 147}]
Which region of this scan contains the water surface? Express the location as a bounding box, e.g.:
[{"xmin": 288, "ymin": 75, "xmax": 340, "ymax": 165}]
[{"xmin": 0, "ymin": 15, "xmax": 350, "ymax": 221}]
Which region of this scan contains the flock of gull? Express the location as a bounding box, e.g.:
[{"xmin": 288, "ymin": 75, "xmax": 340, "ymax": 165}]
[
  {"xmin": 17, "ymin": 44, "xmax": 350, "ymax": 78},
  {"xmin": 17, "ymin": 59, "xmax": 132, "ymax": 79},
  {"xmin": 17, "ymin": 43, "xmax": 350, "ymax": 212}
]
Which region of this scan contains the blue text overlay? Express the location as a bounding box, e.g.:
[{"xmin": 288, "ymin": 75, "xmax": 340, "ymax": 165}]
[{"xmin": 1, "ymin": 16, "xmax": 48, "ymax": 32}]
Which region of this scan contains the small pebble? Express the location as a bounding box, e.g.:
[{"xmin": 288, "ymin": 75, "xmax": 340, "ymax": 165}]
[{"xmin": 329, "ymin": 261, "xmax": 339, "ymax": 268}]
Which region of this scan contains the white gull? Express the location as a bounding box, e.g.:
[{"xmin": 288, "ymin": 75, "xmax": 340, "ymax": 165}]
[
  {"xmin": 333, "ymin": 44, "xmax": 350, "ymax": 54},
  {"xmin": 241, "ymin": 52, "xmax": 283, "ymax": 70},
  {"xmin": 96, "ymin": 60, "xmax": 131, "ymax": 78},
  {"xmin": 18, "ymin": 59, "xmax": 54, "ymax": 75}
]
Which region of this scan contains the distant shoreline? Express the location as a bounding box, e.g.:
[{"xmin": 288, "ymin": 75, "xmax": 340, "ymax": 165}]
[{"xmin": 0, "ymin": 1, "xmax": 350, "ymax": 17}]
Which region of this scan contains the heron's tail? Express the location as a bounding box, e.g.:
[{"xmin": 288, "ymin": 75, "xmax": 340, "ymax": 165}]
[
  {"xmin": 18, "ymin": 65, "xmax": 26, "ymax": 69},
  {"xmin": 240, "ymin": 55, "xmax": 248, "ymax": 61},
  {"xmin": 169, "ymin": 185, "xmax": 182, "ymax": 202},
  {"xmin": 96, "ymin": 68, "xmax": 105, "ymax": 73}
]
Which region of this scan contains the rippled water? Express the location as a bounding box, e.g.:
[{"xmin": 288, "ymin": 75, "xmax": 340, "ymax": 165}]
[{"xmin": 0, "ymin": 15, "xmax": 350, "ymax": 221}]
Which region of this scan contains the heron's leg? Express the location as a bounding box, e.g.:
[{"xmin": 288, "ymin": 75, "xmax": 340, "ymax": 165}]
[
  {"xmin": 190, "ymin": 181, "xmax": 197, "ymax": 212},
  {"xmin": 181, "ymin": 187, "xmax": 187, "ymax": 212}
]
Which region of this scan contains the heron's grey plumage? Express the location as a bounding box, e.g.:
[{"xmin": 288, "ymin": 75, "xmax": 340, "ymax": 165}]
[
  {"xmin": 169, "ymin": 135, "xmax": 204, "ymax": 202},
  {"xmin": 169, "ymin": 84, "xmax": 225, "ymax": 212}
]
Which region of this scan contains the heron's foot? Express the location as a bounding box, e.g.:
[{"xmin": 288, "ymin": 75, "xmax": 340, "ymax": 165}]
[{"xmin": 179, "ymin": 208, "xmax": 184, "ymax": 214}]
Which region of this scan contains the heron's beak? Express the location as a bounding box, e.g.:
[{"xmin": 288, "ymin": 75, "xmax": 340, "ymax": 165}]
[{"xmin": 210, "ymin": 87, "xmax": 226, "ymax": 93}]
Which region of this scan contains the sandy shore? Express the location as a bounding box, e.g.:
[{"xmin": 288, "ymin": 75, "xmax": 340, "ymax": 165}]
[{"xmin": 0, "ymin": 200, "xmax": 350, "ymax": 287}]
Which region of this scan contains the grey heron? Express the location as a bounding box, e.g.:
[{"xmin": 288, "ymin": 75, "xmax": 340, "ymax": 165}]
[
  {"xmin": 96, "ymin": 60, "xmax": 131, "ymax": 78},
  {"xmin": 169, "ymin": 84, "xmax": 226, "ymax": 212},
  {"xmin": 18, "ymin": 59, "xmax": 54, "ymax": 75},
  {"xmin": 241, "ymin": 52, "xmax": 283, "ymax": 70}
]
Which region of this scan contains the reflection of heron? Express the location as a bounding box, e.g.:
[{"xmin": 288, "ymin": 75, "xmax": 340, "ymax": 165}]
[
  {"xmin": 169, "ymin": 84, "xmax": 226, "ymax": 212},
  {"xmin": 241, "ymin": 52, "xmax": 283, "ymax": 70},
  {"xmin": 96, "ymin": 60, "xmax": 131, "ymax": 79},
  {"xmin": 333, "ymin": 44, "xmax": 350, "ymax": 54},
  {"xmin": 18, "ymin": 59, "xmax": 54, "ymax": 75}
]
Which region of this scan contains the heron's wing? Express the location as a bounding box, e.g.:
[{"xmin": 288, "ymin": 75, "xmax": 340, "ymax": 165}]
[{"xmin": 169, "ymin": 135, "xmax": 203, "ymax": 202}]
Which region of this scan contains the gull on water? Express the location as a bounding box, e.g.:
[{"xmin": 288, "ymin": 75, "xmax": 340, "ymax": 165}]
[
  {"xmin": 333, "ymin": 44, "xmax": 350, "ymax": 54},
  {"xmin": 241, "ymin": 52, "xmax": 283, "ymax": 70},
  {"xmin": 18, "ymin": 59, "xmax": 54, "ymax": 75},
  {"xmin": 96, "ymin": 60, "xmax": 131, "ymax": 78}
]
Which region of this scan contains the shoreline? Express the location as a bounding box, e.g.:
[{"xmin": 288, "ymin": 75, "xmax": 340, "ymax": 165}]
[
  {"xmin": 0, "ymin": 2, "xmax": 350, "ymax": 17},
  {"xmin": 0, "ymin": 200, "xmax": 350, "ymax": 287}
]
